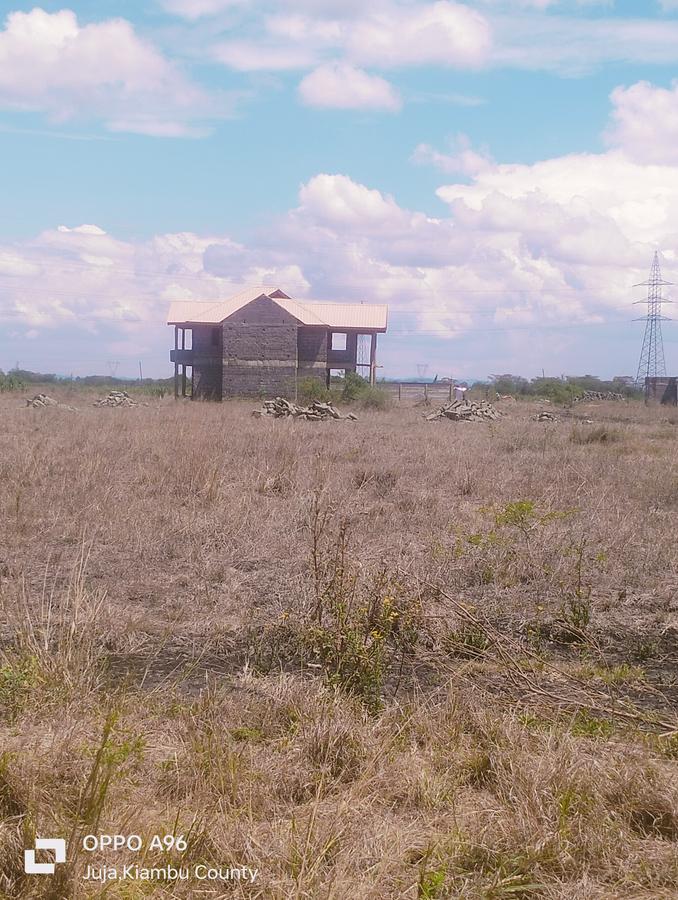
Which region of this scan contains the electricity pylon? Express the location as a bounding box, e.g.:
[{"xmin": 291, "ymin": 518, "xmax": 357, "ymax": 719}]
[{"xmin": 634, "ymin": 251, "xmax": 672, "ymax": 387}]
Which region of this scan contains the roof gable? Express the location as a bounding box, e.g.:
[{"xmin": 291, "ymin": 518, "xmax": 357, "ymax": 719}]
[{"xmin": 167, "ymin": 286, "xmax": 387, "ymax": 331}]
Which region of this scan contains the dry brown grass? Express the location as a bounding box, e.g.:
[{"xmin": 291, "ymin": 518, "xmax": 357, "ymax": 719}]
[{"xmin": 0, "ymin": 388, "xmax": 677, "ymax": 898}]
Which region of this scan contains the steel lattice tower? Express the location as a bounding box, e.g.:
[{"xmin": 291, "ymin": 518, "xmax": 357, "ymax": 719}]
[{"xmin": 634, "ymin": 251, "xmax": 672, "ymax": 386}]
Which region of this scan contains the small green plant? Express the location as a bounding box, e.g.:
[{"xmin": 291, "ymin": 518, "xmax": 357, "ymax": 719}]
[
  {"xmin": 304, "ymin": 584, "xmax": 417, "ymax": 713},
  {"xmin": 561, "ymin": 596, "xmax": 591, "ymax": 632},
  {"xmin": 297, "ymin": 377, "xmax": 331, "ymax": 404},
  {"xmin": 302, "ymin": 498, "xmax": 421, "ymax": 712},
  {"xmin": 647, "ymin": 732, "xmax": 678, "ymax": 760},
  {"xmin": 0, "ymin": 656, "xmax": 38, "ymax": 722},
  {"xmin": 230, "ymin": 726, "xmax": 265, "ymax": 743},
  {"xmin": 570, "ymin": 709, "xmax": 613, "ymax": 739},
  {"xmin": 556, "ymin": 787, "xmax": 594, "ymax": 839},
  {"xmin": 74, "ymin": 711, "xmax": 145, "ymax": 832},
  {"xmin": 418, "ymin": 863, "xmax": 447, "ymax": 898},
  {"xmin": 596, "ymin": 663, "xmax": 644, "ymax": 685},
  {"xmin": 631, "ymin": 637, "xmax": 658, "ymax": 661},
  {"xmin": 443, "ymin": 624, "xmax": 491, "ymax": 659},
  {"xmin": 492, "ymin": 500, "xmax": 575, "ymax": 540}
]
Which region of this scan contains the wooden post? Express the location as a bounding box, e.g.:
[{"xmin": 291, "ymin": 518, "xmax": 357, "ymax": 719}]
[
  {"xmin": 174, "ymin": 325, "xmax": 179, "ymax": 400},
  {"xmin": 424, "ymin": 383, "xmax": 428, "ymax": 401},
  {"xmin": 449, "ymin": 383, "xmax": 452, "ymax": 401},
  {"xmin": 398, "ymin": 382, "xmax": 401, "ymax": 402},
  {"xmin": 181, "ymin": 365, "xmax": 187, "ymax": 397},
  {"xmin": 369, "ymin": 333, "xmax": 377, "ymax": 386}
]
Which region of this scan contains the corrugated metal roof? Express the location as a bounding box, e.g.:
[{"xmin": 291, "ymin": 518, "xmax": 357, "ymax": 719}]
[
  {"xmin": 167, "ymin": 286, "xmax": 281, "ymax": 325},
  {"xmin": 301, "ymin": 301, "xmax": 388, "ymax": 331},
  {"xmin": 167, "ymin": 287, "xmax": 388, "ymax": 331}
]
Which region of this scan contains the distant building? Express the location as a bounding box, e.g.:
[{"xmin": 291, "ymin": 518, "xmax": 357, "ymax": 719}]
[{"xmin": 167, "ymin": 286, "xmax": 388, "ymax": 400}]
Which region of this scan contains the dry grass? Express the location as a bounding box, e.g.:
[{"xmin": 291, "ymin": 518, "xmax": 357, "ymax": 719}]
[{"xmin": 0, "ymin": 388, "xmax": 677, "ymax": 898}]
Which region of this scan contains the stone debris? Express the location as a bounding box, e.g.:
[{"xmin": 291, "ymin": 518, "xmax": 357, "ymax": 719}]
[
  {"xmin": 425, "ymin": 399, "xmax": 499, "ymax": 423},
  {"xmin": 94, "ymin": 390, "xmax": 138, "ymax": 408},
  {"xmin": 534, "ymin": 411, "xmax": 558, "ymax": 422},
  {"xmin": 26, "ymin": 393, "xmax": 59, "ymax": 408},
  {"xmin": 25, "ymin": 394, "xmax": 77, "ymax": 411},
  {"xmin": 574, "ymin": 390, "xmax": 625, "ymax": 402},
  {"xmin": 253, "ymin": 397, "xmax": 357, "ymax": 421}
]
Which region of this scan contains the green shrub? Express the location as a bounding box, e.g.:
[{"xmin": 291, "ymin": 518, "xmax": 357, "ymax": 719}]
[
  {"xmin": 0, "ymin": 372, "xmax": 24, "ymax": 392},
  {"xmin": 297, "ymin": 377, "xmax": 331, "ymax": 404},
  {"xmin": 357, "ymin": 386, "xmax": 392, "ymax": 410},
  {"xmin": 341, "ymin": 371, "xmax": 368, "ymax": 402}
]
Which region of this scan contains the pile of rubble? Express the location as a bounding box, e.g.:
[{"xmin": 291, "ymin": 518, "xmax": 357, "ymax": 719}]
[
  {"xmin": 425, "ymin": 398, "xmax": 500, "ymax": 423},
  {"xmin": 534, "ymin": 411, "xmax": 558, "ymax": 423},
  {"xmin": 26, "ymin": 393, "xmax": 58, "ymax": 408},
  {"xmin": 25, "ymin": 394, "xmax": 77, "ymax": 411},
  {"xmin": 253, "ymin": 397, "xmax": 357, "ymax": 421},
  {"xmin": 574, "ymin": 390, "xmax": 625, "ymax": 402},
  {"xmin": 93, "ymin": 390, "xmax": 138, "ymax": 408}
]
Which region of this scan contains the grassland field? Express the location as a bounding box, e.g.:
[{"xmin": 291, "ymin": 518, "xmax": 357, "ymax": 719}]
[{"xmin": 0, "ymin": 386, "xmax": 677, "ymax": 899}]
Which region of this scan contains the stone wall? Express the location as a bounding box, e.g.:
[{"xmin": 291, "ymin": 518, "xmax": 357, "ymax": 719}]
[
  {"xmin": 222, "ymin": 296, "xmax": 298, "ymax": 397},
  {"xmin": 297, "ymin": 327, "xmax": 329, "ymax": 384}
]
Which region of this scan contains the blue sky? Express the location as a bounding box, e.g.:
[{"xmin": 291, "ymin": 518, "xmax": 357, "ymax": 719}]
[{"xmin": 1, "ymin": 0, "xmax": 677, "ymax": 380}]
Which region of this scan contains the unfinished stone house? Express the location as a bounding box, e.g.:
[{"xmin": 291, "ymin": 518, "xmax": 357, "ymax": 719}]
[
  {"xmin": 645, "ymin": 376, "xmax": 678, "ymax": 405},
  {"xmin": 168, "ymin": 286, "xmax": 388, "ymax": 400}
]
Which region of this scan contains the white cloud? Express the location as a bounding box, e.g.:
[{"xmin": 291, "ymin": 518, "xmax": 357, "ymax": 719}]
[
  {"xmin": 0, "ymin": 8, "xmax": 223, "ymax": 135},
  {"xmin": 177, "ymin": 1, "xmax": 678, "ymax": 86},
  {"xmin": 606, "ymin": 80, "xmax": 678, "ymax": 164},
  {"xmin": 493, "ymin": 13, "xmax": 678, "ymax": 74},
  {"xmin": 296, "ymin": 174, "xmax": 409, "ymax": 231},
  {"xmin": 212, "ymin": 40, "xmax": 319, "ymax": 71},
  {"xmin": 346, "ymin": 2, "xmax": 492, "ymax": 68},
  {"xmin": 436, "ymin": 150, "xmax": 678, "ymax": 248},
  {"xmin": 212, "ymin": 2, "xmax": 492, "ymax": 77},
  {"xmin": 412, "ymin": 134, "xmax": 493, "ymax": 175},
  {"xmin": 160, "ymin": 0, "xmax": 248, "ymax": 18},
  {"xmin": 479, "ymin": 0, "xmax": 612, "ymax": 8},
  {"xmin": 298, "ymin": 64, "xmax": 401, "ymax": 111}
]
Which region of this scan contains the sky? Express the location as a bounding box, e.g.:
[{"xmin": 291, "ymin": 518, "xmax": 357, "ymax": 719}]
[{"xmin": 1, "ymin": 0, "xmax": 678, "ymax": 380}]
